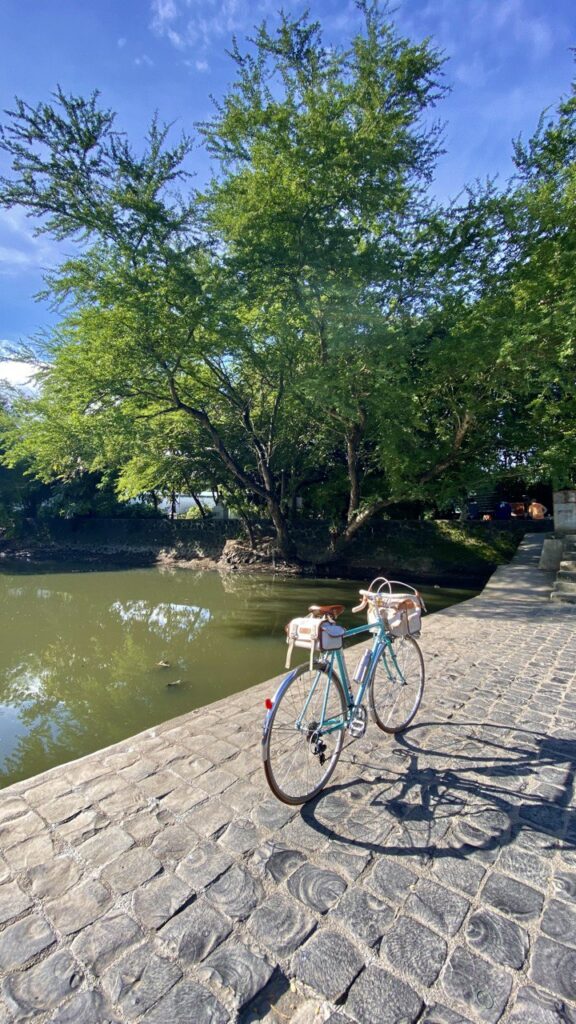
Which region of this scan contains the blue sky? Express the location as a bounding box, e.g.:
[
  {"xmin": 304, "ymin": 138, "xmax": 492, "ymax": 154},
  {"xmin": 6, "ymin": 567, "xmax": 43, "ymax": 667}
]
[{"xmin": 0, "ymin": 0, "xmax": 574, "ymax": 366}]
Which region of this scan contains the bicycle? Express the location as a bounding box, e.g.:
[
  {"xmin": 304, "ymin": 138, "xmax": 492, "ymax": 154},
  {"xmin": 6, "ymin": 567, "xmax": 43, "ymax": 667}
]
[{"xmin": 262, "ymin": 578, "xmax": 425, "ymax": 804}]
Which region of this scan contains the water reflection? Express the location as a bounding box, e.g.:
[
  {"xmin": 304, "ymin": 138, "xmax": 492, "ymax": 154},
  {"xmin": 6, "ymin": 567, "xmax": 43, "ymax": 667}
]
[
  {"xmin": 0, "ymin": 566, "xmax": 477, "ymax": 787},
  {"xmin": 111, "ymin": 600, "xmax": 211, "ymax": 640}
]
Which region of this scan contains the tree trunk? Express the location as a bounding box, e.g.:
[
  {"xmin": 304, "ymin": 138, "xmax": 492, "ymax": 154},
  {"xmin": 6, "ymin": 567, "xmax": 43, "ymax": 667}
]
[{"xmin": 266, "ymin": 493, "xmax": 298, "ymax": 561}]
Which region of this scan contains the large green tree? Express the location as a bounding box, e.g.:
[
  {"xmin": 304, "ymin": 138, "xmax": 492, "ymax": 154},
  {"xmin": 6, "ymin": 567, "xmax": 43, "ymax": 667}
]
[{"xmin": 0, "ymin": 9, "xmax": 453, "ymax": 557}]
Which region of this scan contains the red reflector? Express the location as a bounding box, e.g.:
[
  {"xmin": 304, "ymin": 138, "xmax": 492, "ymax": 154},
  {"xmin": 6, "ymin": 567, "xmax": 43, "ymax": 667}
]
[{"xmin": 265, "ymin": 698, "xmax": 273, "ymax": 710}]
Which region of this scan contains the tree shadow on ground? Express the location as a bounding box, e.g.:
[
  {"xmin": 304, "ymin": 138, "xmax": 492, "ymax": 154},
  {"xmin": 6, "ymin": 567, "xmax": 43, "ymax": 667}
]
[{"xmin": 299, "ymin": 720, "xmax": 576, "ymax": 861}]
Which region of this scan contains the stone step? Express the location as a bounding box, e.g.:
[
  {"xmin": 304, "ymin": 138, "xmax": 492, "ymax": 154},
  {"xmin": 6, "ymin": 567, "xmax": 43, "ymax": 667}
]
[
  {"xmin": 553, "ymin": 580, "xmax": 576, "ymax": 593},
  {"xmin": 558, "ymin": 561, "xmax": 576, "ymax": 581},
  {"xmin": 551, "ymin": 589, "xmax": 576, "ymax": 603}
]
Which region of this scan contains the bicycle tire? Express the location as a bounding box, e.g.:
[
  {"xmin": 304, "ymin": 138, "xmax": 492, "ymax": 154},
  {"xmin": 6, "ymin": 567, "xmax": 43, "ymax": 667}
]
[
  {"xmin": 262, "ymin": 661, "xmax": 347, "ymax": 804},
  {"xmin": 369, "ymin": 635, "xmax": 424, "ymax": 733}
]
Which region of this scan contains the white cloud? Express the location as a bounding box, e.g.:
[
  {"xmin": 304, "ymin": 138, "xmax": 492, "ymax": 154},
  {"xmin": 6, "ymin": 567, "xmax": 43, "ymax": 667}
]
[
  {"xmin": 134, "ymin": 54, "xmax": 155, "ymax": 68},
  {"xmin": 117, "ymin": 37, "xmax": 127, "ymax": 48},
  {"xmin": 195, "ymin": 59, "xmax": 209, "ymax": 72},
  {"xmin": 0, "ymin": 359, "xmax": 40, "ymax": 390},
  {"xmin": 150, "ymin": 0, "xmax": 277, "ymax": 52}
]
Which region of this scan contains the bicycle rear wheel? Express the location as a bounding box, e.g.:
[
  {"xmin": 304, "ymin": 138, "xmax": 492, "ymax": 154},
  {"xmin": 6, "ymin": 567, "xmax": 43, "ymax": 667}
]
[
  {"xmin": 263, "ymin": 662, "xmax": 347, "ymax": 804},
  {"xmin": 369, "ymin": 635, "xmax": 424, "ymax": 733}
]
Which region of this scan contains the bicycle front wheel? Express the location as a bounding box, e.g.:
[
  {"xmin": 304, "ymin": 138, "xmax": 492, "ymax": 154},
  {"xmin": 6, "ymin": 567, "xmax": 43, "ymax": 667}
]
[
  {"xmin": 369, "ymin": 635, "xmax": 424, "ymax": 733},
  {"xmin": 263, "ymin": 662, "xmax": 347, "ymax": 804}
]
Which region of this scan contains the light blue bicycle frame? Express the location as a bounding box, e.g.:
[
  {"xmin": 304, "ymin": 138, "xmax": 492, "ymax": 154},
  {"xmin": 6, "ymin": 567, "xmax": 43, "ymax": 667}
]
[{"xmin": 288, "ymin": 617, "xmax": 403, "ymax": 737}]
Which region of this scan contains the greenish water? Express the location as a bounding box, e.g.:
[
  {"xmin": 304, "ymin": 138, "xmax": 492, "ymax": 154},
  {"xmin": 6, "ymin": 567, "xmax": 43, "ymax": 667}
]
[{"xmin": 0, "ymin": 564, "xmax": 477, "ymax": 787}]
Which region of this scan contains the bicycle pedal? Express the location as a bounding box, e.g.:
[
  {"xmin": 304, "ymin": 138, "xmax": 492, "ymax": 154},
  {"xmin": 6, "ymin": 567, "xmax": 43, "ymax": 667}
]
[{"xmin": 348, "ymin": 706, "xmax": 367, "ymax": 738}]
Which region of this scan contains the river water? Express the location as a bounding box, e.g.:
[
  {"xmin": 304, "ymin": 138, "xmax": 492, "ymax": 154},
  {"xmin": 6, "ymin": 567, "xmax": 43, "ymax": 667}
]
[{"xmin": 0, "ymin": 564, "xmax": 478, "ymax": 787}]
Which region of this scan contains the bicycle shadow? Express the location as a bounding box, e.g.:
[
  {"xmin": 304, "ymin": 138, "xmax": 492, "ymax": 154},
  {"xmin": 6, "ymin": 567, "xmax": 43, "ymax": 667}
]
[{"xmin": 298, "ymin": 720, "xmax": 576, "ymax": 861}]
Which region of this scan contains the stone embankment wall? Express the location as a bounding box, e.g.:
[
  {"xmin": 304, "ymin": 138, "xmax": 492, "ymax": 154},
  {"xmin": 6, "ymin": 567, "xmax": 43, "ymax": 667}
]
[{"xmin": 1, "ymin": 517, "xmax": 550, "ymax": 580}]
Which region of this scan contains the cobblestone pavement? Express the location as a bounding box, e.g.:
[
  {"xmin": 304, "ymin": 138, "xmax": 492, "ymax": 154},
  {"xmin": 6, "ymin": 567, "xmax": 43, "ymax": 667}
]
[{"xmin": 1, "ymin": 535, "xmax": 576, "ymax": 1023}]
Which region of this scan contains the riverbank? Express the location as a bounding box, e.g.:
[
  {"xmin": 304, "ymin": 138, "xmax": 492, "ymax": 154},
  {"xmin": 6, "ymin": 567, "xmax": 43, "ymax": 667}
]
[
  {"xmin": 0, "ymin": 534, "xmax": 574, "ymax": 1023},
  {"xmin": 0, "ymin": 517, "xmax": 545, "ymax": 583}
]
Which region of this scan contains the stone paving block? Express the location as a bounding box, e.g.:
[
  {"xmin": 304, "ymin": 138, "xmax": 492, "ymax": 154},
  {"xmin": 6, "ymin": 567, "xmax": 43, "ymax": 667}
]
[
  {"xmin": 291, "ymin": 1001, "xmax": 343, "ymax": 1024},
  {"xmin": 514, "ymin": 827, "xmax": 558, "ymax": 859},
  {"xmin": 365, "ymin": 857, "xmax": 418, "ymax": 904},
  {"xmin": 432, "ymin": 854, "xmax": 485, "ymax": 896},
  {"xmin": 541, "ymin": 897, "xmax": 576, "ymax": 947},
  {"xmin": 518, "ymin": 802, "xmax": 566, "ymax": 835},
  {"xmin": 442, "ymin": 946, "xmax": 512, "ymax": 1024},
  {"xmin": 530, "ymin": 935, "xmax": 576, "ymax": 1001},
  {"xmin": 286, "ymin": 864, "xmax": 347, "ymax": 914},
  {"xmin": 293, "ymin": 930, "xmax": 364, "ymax": 1002},
  {"xmin": 0, "ymin": 913, "xmax": 56, "ymax": 971},
  {"xmin": 346, "ymin": 964, "xmax": 423, "ymax": 1024},
  {"xmin": 200, "ymin": 941, "xmax": 274, "ymax": 1010},
  {"xmin": 55, "ymin": 807, "xmax": 109, "ymax": 843},
  {"xmin": 198, "ymin": 768, "xmax": 238, "ymax": 797},
  {"xmin": 251, "ymin": 842, "xmax": 306, "ymax": 883},
  {"xmin": 466, "ymin": 907, "xmax": 529, "ymax": 969},
  {"xmin": 342, "ymin": 807, "xmax": 395, "ymax": 846},
  {"xmin": 497, "ymin": 845, "xmax": 551, "ymax": 890},
  {"xmin": 332, "ymin": 887, "xmax": 394, "ymax": 947},
  {"xmin": 138, "ymin": 768, "xmax": 181, "ymax": 799},
  {"xmin": 280, "ymin": 815, "xmax": 327, "ymax": 851},
  {"xmin": 0, "ymin": 797, "xmax": 32, "ymax": 824},
  {"xmin": 102, "ymin": 945, "xmax": 182, "ymax": 1019},
  {"xmin": 50, "ymin": 990, "xmax": 122, "ymax": 1024},
  {"xmin": 119, "ymin": 757, "xmax": 157, "ymax": 782},
  {"xmin": 206, "ymin": 864, "xmax": 263, "ymax": 921},
  {"xmin": 248, "ymin": 893, "xmax": 316, "ymax": 958},
  {"xmin": 41, "ymin": 792, "xmax": 91, "ymax": 824},
  {"xmin": 140, "ymin": 979, "xmax": 229, "ymax": 1023},
  {"xmin": 131, "ymin": 872, "xmax": 193, "ymax": 929},
  {"xmin": 172, "ymin": 755, "xmax": 213, "ymax": 783},
  {"xmin": 71, "ymin": 911, "xmax": 144, "ymax": 975},
  {"xmin": 319, "ymin": 841, "xmax": 372, "ymax": 882},
  {"xmin": 0, "ymin": 810, "xmax": 45, "ymax": 848},
  {"xmin": 203, "ymin": 737, "xmax": 240, "ymax": 762},
  {"xmin": 3, "ymin": 948, "xmax": 83, "ymax": 1019},
  {"xmin": 123, "ymin": 809, "xmax": 164, "ymax": 843},
  {"xmin": 44, "ymin": 879, "xmax": 113, "ymax": 936},
  {"xmin": 421, "ymin": 1005, "xmax": 474, "ymax": 1024},
  {"xmin": 98, "ymin": 787, "xmax": 147, "ymax": 821},
  {"xmin": 251, "ymin": 797, "xmax": 296, "ymax": 831},
  {"xmin": 158, "ymin": 898, "xmax": 232, "ymax": 963},
  {"xmin": 150, "ymin": 822, "xmax": 197, "ymax": 867},
  {"xmin": 185, "ymin": 798, "xmax": 234, "ymax": 838},
  {"xmin": 0, "ymin": 879, "xmax": 33, "ymax": 925},
  {"xmin": 77, "ymin": 824, "xmax": 134, "ymax": 868},
  {"xmin": 101, "ymin": 846, "xmax": 162, "ymax": 894},
  {"xmin": 27, "ymin": 855, "xmax": 82, "ymax": 900},
  {"xmin": 224, "ymin": 779, "xmax": 261, "ymax": 814},
  {"xmin": 2, "ymin": 831, "xmax": 54, "ymax": 871},
  {"xmin": 79, "ymin": 772, "xmax": 124, "ymax": 803},
  {"xmin": 103, "ymin": 750, "xmax": 140, "ymax": 771},
  {"xmin": 218, "ymin": 818, "xmax": 260, "ymax": 855},
  {"xmin": 313, "ymin": 793, "xmax": 351, "ymax": 824},
  {"xmin": 158, "ymin": 783, "xmax": 208, "ymax": 815},
  {"xmin": 553, "ymin": 869, "xmax": 576, "ymax": 900},
  {"xmin": 380, "ymin": 914, "xmax": 448, "ymax": 986},
  {"xmin": 481, "ymin": 870, "xmax": 544, "ymax": 921},
  {"xmin": 405, "ymin": 878, "xmax": 469, "ymax": 937},
  {"xmin": 508, "ymin": 985, "xmax": 576, "ymax": 1024},
  {"xmin": 176, "ymin": 839, "xmax": 233, "ymax": 891}
]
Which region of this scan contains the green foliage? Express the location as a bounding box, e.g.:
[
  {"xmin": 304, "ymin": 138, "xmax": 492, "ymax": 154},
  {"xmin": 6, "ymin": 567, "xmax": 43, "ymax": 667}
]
[{"xmin": 0, "ymin": 15, "xmax": 574, "ymax": 554}]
